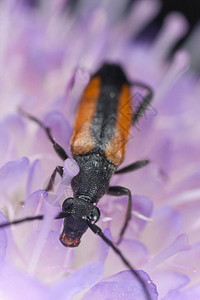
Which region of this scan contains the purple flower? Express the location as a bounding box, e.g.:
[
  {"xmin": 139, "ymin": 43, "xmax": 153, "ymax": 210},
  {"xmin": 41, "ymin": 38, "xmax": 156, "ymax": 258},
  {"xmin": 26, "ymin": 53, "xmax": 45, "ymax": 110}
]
[{"xmin": 0, "ymin": 0, "xmax": 199, "ymax": 299}]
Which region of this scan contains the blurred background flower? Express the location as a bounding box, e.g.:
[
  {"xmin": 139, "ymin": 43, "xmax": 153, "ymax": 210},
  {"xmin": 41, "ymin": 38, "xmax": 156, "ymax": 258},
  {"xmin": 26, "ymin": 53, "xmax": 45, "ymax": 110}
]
[{"xmin": 0, "ymin": 0, "xmax": 200, "ymax": 299}]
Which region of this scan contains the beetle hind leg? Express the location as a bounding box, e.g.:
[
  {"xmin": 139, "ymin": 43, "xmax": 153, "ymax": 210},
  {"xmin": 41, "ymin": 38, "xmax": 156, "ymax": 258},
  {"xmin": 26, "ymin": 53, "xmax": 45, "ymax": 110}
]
[{"xmin": 131, "ymin": 82, "xmax": 154, "ymax": 125}]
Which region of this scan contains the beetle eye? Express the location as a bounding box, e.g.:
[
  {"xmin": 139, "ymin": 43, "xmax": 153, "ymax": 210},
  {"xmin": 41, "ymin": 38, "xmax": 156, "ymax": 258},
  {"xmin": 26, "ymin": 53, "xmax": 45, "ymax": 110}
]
[
  {"xmin": 88, "ymin": 207, "xmax": 100, "ymax": 223},
  {"xmin": 62, "ymin": 198, "xmax": 74, "ymax": 212}
]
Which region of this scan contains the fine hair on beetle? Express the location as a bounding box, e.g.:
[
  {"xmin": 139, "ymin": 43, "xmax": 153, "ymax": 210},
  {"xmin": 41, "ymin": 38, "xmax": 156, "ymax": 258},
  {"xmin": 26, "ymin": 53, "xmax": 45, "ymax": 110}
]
[{"xmin": 0, "ymin": 62, "xmax": 154, "ymax": 300}]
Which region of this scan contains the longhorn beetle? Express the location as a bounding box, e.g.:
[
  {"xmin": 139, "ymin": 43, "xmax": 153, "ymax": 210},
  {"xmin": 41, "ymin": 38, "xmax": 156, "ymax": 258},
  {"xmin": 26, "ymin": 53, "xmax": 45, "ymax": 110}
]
[{"xmin": 0, "ymin": 63, "xmax": 154, "ymax": 300}]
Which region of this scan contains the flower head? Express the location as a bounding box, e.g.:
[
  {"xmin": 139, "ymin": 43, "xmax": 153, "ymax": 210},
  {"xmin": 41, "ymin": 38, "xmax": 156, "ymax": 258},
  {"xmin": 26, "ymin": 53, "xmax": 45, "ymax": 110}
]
[{"xmin": 0, "ymin": 0, "xmax": 200, "ymax": 299}]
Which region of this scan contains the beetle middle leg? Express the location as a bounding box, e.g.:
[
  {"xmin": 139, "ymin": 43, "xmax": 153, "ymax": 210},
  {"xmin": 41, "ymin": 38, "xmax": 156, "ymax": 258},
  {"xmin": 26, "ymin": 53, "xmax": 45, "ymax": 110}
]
[
  {"xmin": 19, "ymin": 108, "xmax": 68, "ymax": 161},
  {"xmin": 115, "ymin": 159, "xmax": 149, "ymax": 174},
  {"xmin": 107, "ymin": 185, "xmax": 132, "ymax": 245}
]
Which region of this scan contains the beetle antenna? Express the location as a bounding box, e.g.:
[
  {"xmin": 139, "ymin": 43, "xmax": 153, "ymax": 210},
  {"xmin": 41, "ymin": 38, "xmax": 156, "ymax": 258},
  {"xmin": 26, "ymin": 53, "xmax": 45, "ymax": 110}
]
[
  {"xmin": 0, "ymin": 212, "xmax": 68, "ymax": 229},
  {"xmin": 0, "ymin": 215, "xmax": 44, "ymax": 228},
  {"xmin": 87, "ymin": 221, "xmax": 152, "ymax": 300}
]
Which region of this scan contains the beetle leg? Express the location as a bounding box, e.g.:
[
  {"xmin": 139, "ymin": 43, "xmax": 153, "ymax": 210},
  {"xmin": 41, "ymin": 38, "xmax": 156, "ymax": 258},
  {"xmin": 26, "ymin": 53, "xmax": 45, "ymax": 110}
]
[
  {"xmin": 19, "ymin": 108, "xmax": 68, "ymax": 160},
  {"xmin": 131, "ymin": 82, "xmax": 153, "ymax": 124},
  {"xmin": 45, "ymin": 166, "xmax": 63, "ymax": 192},
  {"xmin": 107, "ymin": 185, "xmax": 132, "ymax": 244},
  {"xmin": 115, "ymin": 159, "xmax": 149, "ymax": 174}
]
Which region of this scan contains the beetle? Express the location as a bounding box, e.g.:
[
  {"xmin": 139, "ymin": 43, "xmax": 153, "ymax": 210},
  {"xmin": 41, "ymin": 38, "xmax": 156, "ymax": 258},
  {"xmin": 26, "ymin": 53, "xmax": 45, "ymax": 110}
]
[{"xmin": 0, "ymin": 63, "xmax": 154, "ymax": 300}]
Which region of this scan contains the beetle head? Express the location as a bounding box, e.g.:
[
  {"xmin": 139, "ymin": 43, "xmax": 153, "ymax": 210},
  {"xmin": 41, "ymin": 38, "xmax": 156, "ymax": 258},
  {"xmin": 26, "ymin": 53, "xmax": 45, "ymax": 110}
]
[{"xmin": 60, "ymin": 197, "xmax": 100, "ymax": 247}]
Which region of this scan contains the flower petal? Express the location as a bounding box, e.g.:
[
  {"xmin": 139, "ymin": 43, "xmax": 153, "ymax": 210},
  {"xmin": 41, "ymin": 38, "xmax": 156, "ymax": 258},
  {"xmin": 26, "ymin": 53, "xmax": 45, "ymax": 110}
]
[
  {"xmin": 0, "ymin": 262, "xmax": 52, "ymax": 300},
  {"xmin": 52, "ymin": 262, "xmax": 104, "ymax": 300},
  {"xmin": 82, "ymin": 270, "xmax": 158, "ymax": 300},
  {"xmin": 0, "ymin": 212, "xmax": 8, "ymax": 262},
  {"xmin": 152, "ymin": 270, "xmax": 189, "ymax": 299},
  {"xmin": 163, "ymin": 284, "xmax": 200, "ymax": 300},
  {"xmin": 0, "ymin": 157, "xmax": 29, "ymax": 192}
]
